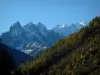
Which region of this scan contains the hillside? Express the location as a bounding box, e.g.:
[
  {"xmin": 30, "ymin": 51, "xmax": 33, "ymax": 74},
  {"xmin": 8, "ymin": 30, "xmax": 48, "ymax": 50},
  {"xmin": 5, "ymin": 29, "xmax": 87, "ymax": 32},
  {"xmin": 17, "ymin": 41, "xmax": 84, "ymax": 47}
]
[
  {"xmin": 0, "ymin": 43, "xmax": 15, "ymax": 75},
  {"xmin": 12, "ymin": 16, "xmax": 100, "ymax": 75},
  {"xmin": 0, "ymin": 42, "xmax": 33, "ymax": 75},
  {"xmin": 0, "ymin": 43, "xmax": 32, "ymax": 66}
]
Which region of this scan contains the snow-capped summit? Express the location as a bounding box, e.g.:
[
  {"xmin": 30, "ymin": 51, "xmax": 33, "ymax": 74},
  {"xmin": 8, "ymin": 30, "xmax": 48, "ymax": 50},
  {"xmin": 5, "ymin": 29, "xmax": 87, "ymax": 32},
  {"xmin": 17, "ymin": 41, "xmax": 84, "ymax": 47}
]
[
  {"xmin": 80, "ymin": 21, "xmax": 86, "ymax": 26},
  {"xmin": 53, "ymin": 24, "xmax": 69, "ymax": 36},
  {"xmin": 54, "ymin": 24, "xmax": 68, "ymax": 29},
  {"xmin": 73, "ymin": 21, "xmax": 87, "ymax": 30},
  {"xmin": 53, "ymin": 22, "xmax": 87, "ymax": 37},
  {"xmin": 56, "ymin": 24, "xmax": 64, "ymax": 28}
]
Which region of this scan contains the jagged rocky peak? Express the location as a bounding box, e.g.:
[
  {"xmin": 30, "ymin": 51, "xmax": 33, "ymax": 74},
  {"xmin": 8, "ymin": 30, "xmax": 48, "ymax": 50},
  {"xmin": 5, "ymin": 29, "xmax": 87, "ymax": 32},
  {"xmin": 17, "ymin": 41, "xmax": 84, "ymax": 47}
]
[
  {"xmin": 11, "ymin": 21, "xmax": 21, "ymax": 28},
  {"xmin": 9, "ymin": 21, "xmax": 24, "ymax": 36},
  {"xmin": 23, "ymin": 22, "xmax": 38, "ymax": 32},
  {"xmin": 35, "ymin": 22, "xmax": 48, "ymax": 36},
  {"xmin": 36, "ymin": 22, "xmax": 46, "ymax": 29},
  {"xmin": 23, "ymin": 22, "xmax": 35, "ymax": 28},
  {"xmin": 70, "ymin": 23, "xmax": 77, "ymax": 28},
  {"xmin": 24, "ymin": 22, "xmax": 35, "ymax": 27},
  {"xmin": 37, "ymin": 22, "xmax": 43, "ymax": 25},
  {"xmin": 26, "ymin": 22, "xmax": 34, "ymax": 26},
  {"xmin": 68, "ymin": 24, "xmax": 78, "ymax": 31},
  {"xmin": 10, "ymin": 21, "xmax": 22, "ymax": 31}
]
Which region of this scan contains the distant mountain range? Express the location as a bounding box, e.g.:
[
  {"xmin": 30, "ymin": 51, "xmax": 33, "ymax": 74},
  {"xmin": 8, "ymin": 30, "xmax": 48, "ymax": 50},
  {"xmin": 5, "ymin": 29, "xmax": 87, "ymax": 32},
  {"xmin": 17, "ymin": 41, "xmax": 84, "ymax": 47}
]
[
  {"xmin": 1, "ymin": 21, "xmax": 87, "ymax": 57},
  {"xmin": 1, "ymin": 21, "xmax": 61, "ymax": 57}
]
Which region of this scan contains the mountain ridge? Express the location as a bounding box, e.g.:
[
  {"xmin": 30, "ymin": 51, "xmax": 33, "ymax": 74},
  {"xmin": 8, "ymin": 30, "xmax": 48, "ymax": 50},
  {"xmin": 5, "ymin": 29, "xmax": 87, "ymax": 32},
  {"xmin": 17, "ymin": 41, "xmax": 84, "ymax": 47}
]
[
  {"xmin": 1, "ymin": 21, "xmax": 87, "ymax": 57},
  {"xmin": 1, "ymin": 22, "xmax": 61, "ymax": 57}
]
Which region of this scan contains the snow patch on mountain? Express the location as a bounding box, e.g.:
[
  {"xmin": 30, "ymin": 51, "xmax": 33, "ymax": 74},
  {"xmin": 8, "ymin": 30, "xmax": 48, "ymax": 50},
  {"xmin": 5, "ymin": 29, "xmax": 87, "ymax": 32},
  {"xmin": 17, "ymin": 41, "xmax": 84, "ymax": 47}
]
[
  {"xmin": 53, "ymin": 22, "xmax": 87, "ymax": 37},
  {"xmin": 80, "ymin": 21, "xmax": 85, "ymax": 26}
]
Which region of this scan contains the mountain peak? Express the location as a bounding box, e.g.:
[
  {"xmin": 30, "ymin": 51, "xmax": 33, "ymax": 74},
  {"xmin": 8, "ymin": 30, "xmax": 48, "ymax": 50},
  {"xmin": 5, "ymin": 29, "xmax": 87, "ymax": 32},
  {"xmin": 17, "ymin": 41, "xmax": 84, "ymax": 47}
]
[
  {"xmin": 10, "ymin": 21, "xmax": 22, "ymax": 31},
  {"xmin": 27, "ymin": 22, "xmax": 34, "ymax": 26},
  {"xmin": 55, "ymin": 24, "xmax": 65, "ymax": 28},
  {"xmin": 79, "ymin": 21, "xmax": 88, "ymax": 26},
  {"xmin": 80, "ymin": 21, "xmax": 85, "ymax": 25},
  {"xmin": 23, "ymin": 22, "xmax": 38, "ymax": 34},
  {"xmin": 38, "ymin": 22, "xmax": 43, "ymax": 25},
  {"xmin": 9, "ymin": 21, "xmax": 23, "ymax": 36},
  {"xmin": 35, "ymin": 22, "xmax": 47, "ymax": 36},
  {"xmin": 61, "ymin": 24, "xmax": 66, "ymax": 27},
  {"xmin": 24, "ymin": 22, "xmax": 36, "ymax": 29},
  {"xmin": 13, "ymin": 21, "xmax": 21, "ymax": 27},
  {"xmin": 15, "ymin": 21, "xmax": 20, "ymax": 24},
  {"xmin": 35, "ymin": 22, "xmax": 47, "ymax": 30},
  {"xmin": 36, "ymin": 22, "xmax": 46, "ymax": 28}
]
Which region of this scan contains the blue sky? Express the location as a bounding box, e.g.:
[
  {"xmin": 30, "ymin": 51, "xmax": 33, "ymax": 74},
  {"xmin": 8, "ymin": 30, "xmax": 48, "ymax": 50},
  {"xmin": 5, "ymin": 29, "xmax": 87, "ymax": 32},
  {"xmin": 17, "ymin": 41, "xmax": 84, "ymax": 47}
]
[{"xmin": 0, "ymin": 0, "xmax": 100, "ymax": 33}]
